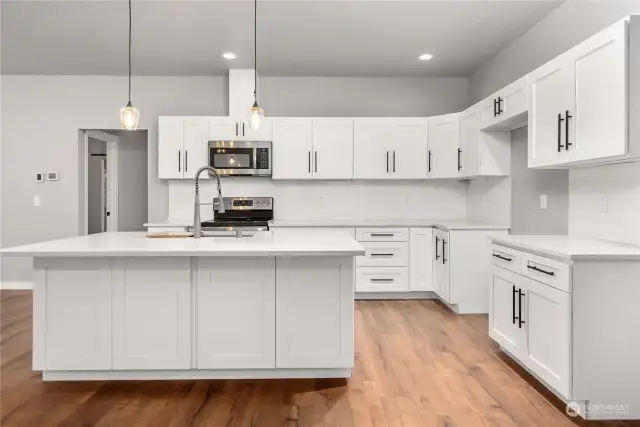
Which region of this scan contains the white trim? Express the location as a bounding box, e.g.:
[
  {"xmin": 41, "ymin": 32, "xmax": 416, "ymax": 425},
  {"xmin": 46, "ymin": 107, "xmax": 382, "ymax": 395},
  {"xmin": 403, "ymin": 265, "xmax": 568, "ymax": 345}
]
[
  {"xmin": 42, "ymin": 368, "xmax": 352, "ymax": 382},
  {"xmin": 106, "ymin": 140, "xmax": 119, "ymax": 232},
  {"xmin": 355, "ymin": 291, "xmax": 437, "ymax": 300},
  {"xmin": 0, "ymin": 281, "xmax": 34, "ymax": 290}
]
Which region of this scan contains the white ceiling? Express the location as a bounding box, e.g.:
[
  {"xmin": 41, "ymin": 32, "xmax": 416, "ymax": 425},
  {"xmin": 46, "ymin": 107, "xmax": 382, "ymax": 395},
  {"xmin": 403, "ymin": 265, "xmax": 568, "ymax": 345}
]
[{"xmin": 1, "ymin": 0, "xmax": 565, "ymax": 77}]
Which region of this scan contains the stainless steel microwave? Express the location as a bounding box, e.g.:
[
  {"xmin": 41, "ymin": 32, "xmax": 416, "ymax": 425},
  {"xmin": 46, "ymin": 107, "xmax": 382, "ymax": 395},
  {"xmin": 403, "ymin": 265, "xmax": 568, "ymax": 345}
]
[{"xmin": 208, "ymin": 140, "xmax": 272, "ymax": 177}]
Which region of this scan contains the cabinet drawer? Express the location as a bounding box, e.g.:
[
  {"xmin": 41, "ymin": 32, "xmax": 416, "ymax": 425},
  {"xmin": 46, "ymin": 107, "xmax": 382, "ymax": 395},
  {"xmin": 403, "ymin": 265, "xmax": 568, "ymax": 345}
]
[
  {"xmin": 355, "ymin": 267, "xmax": 409, "ymax": 292},
  {"xmin": 356, "ymin": 228, "xmax": 409, "ymax": 242},
  {"xmin": 491, "ymin": 244, "xmax": 521, "ymax": 274},
  {"xmin": 521, "ymin": 253, "xmax": 571, "ymax": 293},
  {"xmin": 357, "ymin": 242, "xmax": 409, "ymax": 267}
]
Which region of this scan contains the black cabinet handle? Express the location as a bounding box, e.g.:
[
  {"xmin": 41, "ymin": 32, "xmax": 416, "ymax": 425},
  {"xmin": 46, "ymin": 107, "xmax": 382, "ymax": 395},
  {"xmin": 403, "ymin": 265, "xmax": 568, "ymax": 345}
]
[
  {"xmin": 442, "ymin": 239, "xmax": 447, "ymax": 264},
  {"xmin": 492, "ymin": 253, "xmax": 512, "ymax": 262},
  {"xmin": 242, "ymin": 122, "xmax": 245, "ymax": 137},
  {"xmin": 557, "ymin": 113, "xmax": 565, "ymax": 152},
  {"xmin": 315, "ymin": 151, "xmax": 318, "ymax": 173},
  {"xmin": 565, "ymin": 110, "xmax": 572, "ymax": 150},
  {"xmin": 185, "ymin": 150, "xmax": 188, "ymax": 172},
  {"xmin": 178, "ymin": 151, "xmax": 181, "ymax": 172},
  {"xmin": 497, "ymin": 97, "xmax": 504, "ymax": 115},
  {"xmin": 428, "ymin": 150, "xmax": 432, "ymax": 172},
  {"xmin": 512, "ymin": 285, "xmax": 518, "ymax": 325},
  {"xmin": 371, "ymin": 233, "xmax": 394, "ymax": 237},
  {"xmin": 518, "ymin": 289, "xmax": 526, "ymax": 328},
  {"xmin": 393, "ymin": 151, "xmax": 396, "ymax": 173},
  {"xmin": 457, "ymin": 148, "xmax": 462, "ymax": 171},
  {"xmin": 370, "ymin": 278, "xmax": 394, "ymax": 283},
  {"xmin": 527, "ymin": 264, "xmax": 554, "ymax": 276},
  {"xmin": 308, "ymin": 151, "xmax": 311, "ymax": 173},
  {"xmin": 493, "ymin": 98, "xmax": 498, "ymax": 117},
  {"xmin": 386, "ymin": 151, "xmax": 389, "ymax": 173},
  {"xmin": 370, "ymin": 253, "xmax": 394, "ymax": 257},
  {"xmin": 235, "ymin": 122, "xmax": 239, "ymax": 137},
  {"xmin": 435, "ymin": 236, "xmax": 440, "ymax": 260}
]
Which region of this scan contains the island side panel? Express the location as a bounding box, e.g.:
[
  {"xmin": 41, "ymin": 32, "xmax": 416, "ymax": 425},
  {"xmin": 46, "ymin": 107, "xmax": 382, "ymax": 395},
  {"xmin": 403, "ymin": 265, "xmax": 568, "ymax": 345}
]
[{"xmin": 275, "ymin": 256, "xmax": 355, "ymax": 371}]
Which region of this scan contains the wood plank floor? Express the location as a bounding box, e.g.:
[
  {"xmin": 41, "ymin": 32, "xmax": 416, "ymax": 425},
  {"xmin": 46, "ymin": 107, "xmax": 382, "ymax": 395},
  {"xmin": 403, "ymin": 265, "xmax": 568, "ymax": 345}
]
[{"xmin": 1, "ymin": 290, "xmax": 638, "ymax": 427}]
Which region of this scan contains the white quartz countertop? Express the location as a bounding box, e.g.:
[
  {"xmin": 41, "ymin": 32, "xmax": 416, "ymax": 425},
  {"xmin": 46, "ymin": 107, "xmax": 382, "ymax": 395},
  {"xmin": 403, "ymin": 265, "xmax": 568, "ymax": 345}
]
[
  {"xmin": 0, "ymin": 230, "xmax": 365, "ymax": 258},
  {"xmin": 491, "ymin": 235, "xmax": 640, "ymax": 261},
  {"xmin": 270, "ymin": 219, "xmax": 510, "ymax": 231}
]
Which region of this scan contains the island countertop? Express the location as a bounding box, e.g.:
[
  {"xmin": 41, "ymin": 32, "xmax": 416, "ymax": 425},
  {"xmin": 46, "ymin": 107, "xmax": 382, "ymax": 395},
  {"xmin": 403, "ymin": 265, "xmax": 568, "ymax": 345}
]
[{"xmin": 0, "ymin": 230, "xmax": 366, "ymax": 258}]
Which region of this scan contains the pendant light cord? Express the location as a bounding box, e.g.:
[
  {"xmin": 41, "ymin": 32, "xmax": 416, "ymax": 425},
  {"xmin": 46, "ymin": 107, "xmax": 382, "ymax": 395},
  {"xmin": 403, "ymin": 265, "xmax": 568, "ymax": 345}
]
[
  {"xmin": 128, "ymin": 0, "xmax": 132, "ymax": 104},
  {"xmin": 254, "ymin": 0, "xmax": 258, "ymax": 104}
]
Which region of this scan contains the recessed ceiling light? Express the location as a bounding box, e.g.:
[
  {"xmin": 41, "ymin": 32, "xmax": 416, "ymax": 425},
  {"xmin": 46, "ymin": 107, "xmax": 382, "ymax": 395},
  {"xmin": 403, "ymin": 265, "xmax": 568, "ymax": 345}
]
[
  {"xmin": 418, "ymin": 54, "xmax": 433, "ymax": 61},
  {"xmin": 222, "ymin": 52, "xmax": 236, "ymax": 60}
]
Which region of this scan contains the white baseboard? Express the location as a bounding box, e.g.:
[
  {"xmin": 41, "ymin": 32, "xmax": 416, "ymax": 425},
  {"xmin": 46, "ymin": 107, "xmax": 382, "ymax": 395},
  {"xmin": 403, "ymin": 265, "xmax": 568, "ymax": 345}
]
[
  {"xmin": 0, "ymin": 281, "xmax": 34, "ymax": 290},
  {"xmin": 355, "ymin": 291, "xmax": 436, "ymax": 300}
]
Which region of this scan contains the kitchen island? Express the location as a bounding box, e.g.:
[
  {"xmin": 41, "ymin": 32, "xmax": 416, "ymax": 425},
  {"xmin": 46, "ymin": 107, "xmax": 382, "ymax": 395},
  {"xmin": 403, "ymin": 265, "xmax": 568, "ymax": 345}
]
[{"xmin": 0, "ymin": 230, "xmax": 365, "ymax": 381}]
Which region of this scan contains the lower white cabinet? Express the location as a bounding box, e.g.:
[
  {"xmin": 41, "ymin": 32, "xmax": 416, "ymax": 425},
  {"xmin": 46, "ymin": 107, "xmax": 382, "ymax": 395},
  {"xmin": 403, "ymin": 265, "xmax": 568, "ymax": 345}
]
[
  {"xmin": 197, "ymin": 257, "xmax": 276, "ymax": 369},
  {"xmin": 489, "ymin": 266, "xmax": 527, "ymax": 360},
  {"xmin": 275, "ymin": 257, "xmax": 354, "ymax": 368},
  {"xmin": 432, "ymin": 228, "xmax": 450, "ymax": 301},
  {"xmin": 355, "ymin": 267, "xmax": 409, "ymax": 292},
  {"xmin": 112, "ymin": 258, "xmax": 192, "ymax": 370},
  {"xmin": 409, "ymin": 228, "xmax": 433, "ymax": 291}
]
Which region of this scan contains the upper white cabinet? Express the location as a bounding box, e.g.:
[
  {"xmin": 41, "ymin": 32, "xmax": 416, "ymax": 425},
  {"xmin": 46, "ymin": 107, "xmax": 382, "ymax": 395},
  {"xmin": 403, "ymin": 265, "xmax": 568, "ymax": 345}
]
[
  {"xmin": 272, "ymin": 118, "xmax": 354, "ymax": 180},
  {"xmin": 427, "ymin": 114, "xmax": 460, "ymax": 179},
  {"xmin": 209, "ymin": 116, "xmax": 273, "ymax": 142},
  {"xmin": 354, "ymin": 118, "xmax": 427, "ymax": 180},
  {"xmin": 481, "ymin": 76, "xmax": 528, "ymax": 131},
  {"xmin": 460, "ymin": 104, "xmax": 511, "ymax": 178},
  {"xmin": 528, "ymin": 16, "xmax": 639, "ymax": 168},
  {"xmin": 158, "ymin": 116, "xmax": 209, "ymax": 179}
]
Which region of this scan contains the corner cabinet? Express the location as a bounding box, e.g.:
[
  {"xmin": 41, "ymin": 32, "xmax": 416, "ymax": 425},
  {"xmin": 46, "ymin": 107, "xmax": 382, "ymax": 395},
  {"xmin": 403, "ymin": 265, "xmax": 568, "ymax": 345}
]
[
  {"xmin": 158, "ymin": 116, "xmax": 209, "ymax": 179},
  {"xmin": 528, "ymin": 16, "xmax": 640, "ymax": 168},
  {"xmin": 459, "ymin": 105, "xmax": 511, "ymax": 177},
  {"xmin": 354, "ymin": 118, "xmax": 427, "ymax": 180},
  {"xmin": 481, "ymin": 76, "xmax": 528, "ymax": 131}
]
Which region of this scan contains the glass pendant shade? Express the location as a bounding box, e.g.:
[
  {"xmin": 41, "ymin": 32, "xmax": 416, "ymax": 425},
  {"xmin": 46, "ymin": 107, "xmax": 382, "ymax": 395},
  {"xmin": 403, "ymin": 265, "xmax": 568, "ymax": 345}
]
[
  {"xmin": 120, "ymin": 102, "xmax": 139, "ymax": 130},
  {"xmin": 249, "ymin": 102, "xmax": 264, "ymax": 131}
]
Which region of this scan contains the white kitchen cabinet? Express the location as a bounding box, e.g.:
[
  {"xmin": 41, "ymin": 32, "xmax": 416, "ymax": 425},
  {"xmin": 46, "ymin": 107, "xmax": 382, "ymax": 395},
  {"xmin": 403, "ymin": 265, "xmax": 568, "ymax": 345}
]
[
  {"xmin": 209, "ymin": 116, "xmax": 273, "ymax": 141},
  {"xmin": 243, "ymin": 118, "xmax": 273, "ymax": 141},
  {"xmin": 409, "ymin": 228, "xmax": 433, "ymax": 291},
  {"xmin": 272, "ymin": 118, "xmax": 314, "ymax": 179},
  {"xmin": 427, "ymin": 114, "xmax": 460, "ymax": 179},
  {"xmin": 459, "ymin": 107, "xmax": 480, "ymax": 177},
  {"xmin": 460, "ymin": 105, "xmax": 511, "ymax": 177},
  {"xmin": 38, "ymin": 259, "xmax": 112, "ymax": 371},
  {"xmin": 357, "ymin": 241, "xmax": 409, "ymax": 267},
  {"xmin": 432, "ymin": 228, "xmax": 450, "ymax": 301},
  {"xmin": 197, "ymin": 258, "xmax": 276, "ymax": 369},
  {"xmin": 354, "ymin": 118, "xmax": 427, "ymax": 180},
  {"xmin": 528, "ymin": 16, "xmax": 640, "ymax": 168},
  {"xmin": 481, "ymin": 76, "xmax": 528, "ymax": 131},
  {"xmin": 112, "ymin": 258, "xmax": 192, "ymax": 370},
  {"xmin": 276, "ymin": 257, "xmax": 354, "ymax": 368},
  {"xmin": 355, "ymin": 267, "xmax": 409, "ymax": 292},
  {"xmin": 312, "ymin": 119, "xmax": 354, "ymax": 179},
  {"xmin": 158, "ymin": 116, "xmax": 208, "ymax": 179},
  {"xmin": 489, "ymin": 266, "xmax": 527, "ymax": 360}
]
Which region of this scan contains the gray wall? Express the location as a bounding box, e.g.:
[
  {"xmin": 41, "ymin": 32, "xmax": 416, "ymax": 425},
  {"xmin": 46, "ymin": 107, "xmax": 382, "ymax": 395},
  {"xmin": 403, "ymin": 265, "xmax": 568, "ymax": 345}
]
[
  {"xmin": 510, "ymin": 127, "xmax": 569, "ymax": 235},
  {"xmin": 113, "ymin": 130, "xmax": 148, "ymax": 232},
  {"xmin": 1, "ymin": 74, "xmax": 469, "ymax": 285},
  {"xmin": 470, "ymin": 0, "xmax": 640, "ymax": 102}
]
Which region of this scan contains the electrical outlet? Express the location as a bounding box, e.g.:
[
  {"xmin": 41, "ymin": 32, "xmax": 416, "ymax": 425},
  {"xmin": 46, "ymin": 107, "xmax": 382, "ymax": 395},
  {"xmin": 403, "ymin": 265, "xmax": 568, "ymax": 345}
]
[{"xmin": 540, "ymin": 194, "xmax": 548, "ymax": 210}]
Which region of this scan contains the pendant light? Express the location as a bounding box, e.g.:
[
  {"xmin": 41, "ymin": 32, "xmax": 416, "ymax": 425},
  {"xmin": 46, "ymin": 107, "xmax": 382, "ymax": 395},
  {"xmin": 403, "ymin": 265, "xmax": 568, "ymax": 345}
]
[
  {"xmin": 249, "ymin": 0, "xmax": 264, "ymax": 130},
  {"xmin": 120, "ymin": 0, "xmax": 139, "ymax": 130}
]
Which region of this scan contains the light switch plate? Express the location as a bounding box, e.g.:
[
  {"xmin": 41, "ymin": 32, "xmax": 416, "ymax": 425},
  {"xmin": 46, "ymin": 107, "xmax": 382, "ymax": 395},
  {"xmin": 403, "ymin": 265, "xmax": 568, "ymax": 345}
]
[
  {"xmin": 33, "ymin": 196, "xmax": 42, "ymax": 207},
  {"xmin": 36, "ymin": 173, "xmax": 44, "ymax": 183},
  {"xmin": 540, "ymin": 194, "xmax": 548, "ymax": 210}
]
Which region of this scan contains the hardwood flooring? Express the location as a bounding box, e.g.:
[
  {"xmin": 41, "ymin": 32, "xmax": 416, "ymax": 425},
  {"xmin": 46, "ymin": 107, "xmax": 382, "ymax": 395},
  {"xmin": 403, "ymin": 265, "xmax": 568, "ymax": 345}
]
[{"xmin": 1, "ymin": 290, "xmax": 637, "ymax": 427}]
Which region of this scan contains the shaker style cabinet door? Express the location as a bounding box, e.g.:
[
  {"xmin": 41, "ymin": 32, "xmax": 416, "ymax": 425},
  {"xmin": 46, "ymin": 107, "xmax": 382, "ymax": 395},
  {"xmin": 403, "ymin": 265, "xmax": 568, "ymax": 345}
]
[
  {"xmin": 389, "ymin": 120, "xmax": 428, "ymax": 180},
  {"xmin": 242, "ymin": 118, "xmax": 273, "ymax": 141},
  {"xmin": 354, "ymin": 119, "xmax": 391, "ymax": 179},
  {"xmin": 312, "ymin": 119, "xmax": 354, "ymax": 179},
  {"xmin": 409, "ymin": 228, "xmax": 433, "ymax": 291},
  {"xmin": 209, "ymin": 117, "xmax": 240, "ymax": 140},
  {"xmin": 459, "ymin": 107, "xmax": 480, "ymax": 177},
  {"xmin": 272, "ymin": 119, "xmax": 313, "ymax": 179},
  {"xmin": 489, "ymin": 266, "xmax": 527, "ymax": 360},
  {"xmin": 427, "ymin": 114, "xmax": 460, "ymax": 178},
  {"xmin": 158, "ymin": 116, "xmax": 184, "ymax": 179},
  {"xmin": 182, "ymin": 117, "xmax": 209, "ymax": 179}
]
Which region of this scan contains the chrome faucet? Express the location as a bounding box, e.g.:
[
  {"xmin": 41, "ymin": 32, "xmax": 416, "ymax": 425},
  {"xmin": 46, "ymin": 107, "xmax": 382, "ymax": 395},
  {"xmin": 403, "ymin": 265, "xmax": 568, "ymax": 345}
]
[{"xmin": 193, "ymin": 166, "xmax": 225, "ymax": 239}]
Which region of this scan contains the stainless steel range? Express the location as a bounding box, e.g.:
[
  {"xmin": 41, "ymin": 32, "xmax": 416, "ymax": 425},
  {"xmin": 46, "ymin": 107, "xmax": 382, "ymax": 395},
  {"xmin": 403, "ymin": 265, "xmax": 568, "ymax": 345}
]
[{"xmin": 200, "ymin": 197, "xmax": 273, "ymax": 237}]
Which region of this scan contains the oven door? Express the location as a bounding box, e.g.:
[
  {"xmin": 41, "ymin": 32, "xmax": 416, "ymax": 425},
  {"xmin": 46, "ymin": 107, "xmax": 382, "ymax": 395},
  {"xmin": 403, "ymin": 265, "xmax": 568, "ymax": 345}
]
[{"xmin": 208, "ymin": 141, "xmax": 271, "ymax": 176}]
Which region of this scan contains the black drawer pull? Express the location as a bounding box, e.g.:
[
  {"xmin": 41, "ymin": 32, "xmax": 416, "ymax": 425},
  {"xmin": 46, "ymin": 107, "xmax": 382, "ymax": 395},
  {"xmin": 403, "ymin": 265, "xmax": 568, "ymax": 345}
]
[
  {"xmin": 370, "ymin": 253, "xmax": 394, "ymax": 257},
  {"xmin": 370, "ymin": 278, "xmax": 394, "ymax": 282},
  {"xmin": 370, "ymin": 233, "xmax": 394, "ymax": 237},
  {"xmin": 527, "ymin": 264, "xmax": 554, "ymax": 276},
  {"xmin": 492, "ymin": 253, "xmax": 512, "ymax": 262},
  {"xmin": 512, "ymin": 285, "xmax": 518, "ymax": 325},
  {"xmin": 518, "ymin": 289, "xmax": 526, "ymax": 328},
  {"xmin": 557, "ymin": 113, "xmax": 565, "ymax": 152},
  {"xmin": 435, "ymin": 236, "xmax": 440, "ymax": 260}
]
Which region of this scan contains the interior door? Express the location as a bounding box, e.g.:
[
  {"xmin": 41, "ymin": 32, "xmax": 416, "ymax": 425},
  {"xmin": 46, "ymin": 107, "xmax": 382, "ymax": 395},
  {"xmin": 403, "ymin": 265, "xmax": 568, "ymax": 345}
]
[
  {"xmin": 427, "ymin": 114, "xmax": 459, "ymax": 178},
  {"xmin": 272, "ymin": 119, "xmax": 313, "ymax": 179},
  {"xmin": 182, "ymin": 117, "xmax": 208, "ymax": 179},
  {"xmin": 312, "ymin": 119, "xmax": 354, "ymax": 179},
  {"xmin": 523, "ymin": 277, "xmax": 572, "ymax": 399},
  {"xmin": 528, "ymin": 54, "xmax": 573, "ymax": 167},
  {"xmin": 489, "ymin": 266, "xmax": 527, "ymax": 359},
  {"xmin": 354, "ymin": 119, "xmax": 390, "ymax": 179},
  {"xmin": 569, "ymin": 18, "xmax": 628, "ymax": 163},
  {"xmin": 390, "ymin": 120, "xmax": 428, "ymax": 179}
]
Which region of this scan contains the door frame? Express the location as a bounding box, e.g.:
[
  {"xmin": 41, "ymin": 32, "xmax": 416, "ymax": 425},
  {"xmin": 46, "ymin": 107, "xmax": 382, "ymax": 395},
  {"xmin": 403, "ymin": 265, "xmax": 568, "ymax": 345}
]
[{"xmin": 82, "ymin": 130, "xmax": 120, "ymax": 235}]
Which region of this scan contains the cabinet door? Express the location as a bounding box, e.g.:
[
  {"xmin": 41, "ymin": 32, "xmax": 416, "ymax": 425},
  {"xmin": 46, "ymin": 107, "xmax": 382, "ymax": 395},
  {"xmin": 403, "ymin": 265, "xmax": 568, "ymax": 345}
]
[
  {"xmin": 482, "ymin": 97, "xmax": 500, "ymax": 130},
  {"xmin": 42, "ymin": 259, "xmax": 111, "ymax": 371},
  {"xmin": 528, "ymin": 55, "xmax": 573, "ymax": 168},
  {"xmin": 569, "ymin": 18, "xmax": 627, "ymax": 163},
  {"xmin": 523, "ymin": 277, "xmax": 572, "ymax": 399},
  {"xmin": 242, "ymin": 118, "xmax": 273, "ymax": 141},
  {"xmin": 312, "ymin": 119, "xmax": 354, "ymax": 179},
  {"xmin": 272, "ymin": 118, "xmax": 314, "ymax": 179},
  {"xmin": 409, "ymin": 228, "xmax": 433, "ymax": 291},
  {"xmin": 209, "ymin": 117, "xmax": 240, "ymax": 140},
  {"xmin": 427, "ymin": 114, "xmax": 460, "ymax": 178},
  {"xmin": 112, "ymin": 258, "xmax": 191, "ymax": 370},
  {"xmin": 489, "ymin": 266, "xmax": 526, "ymax": 359},
  {"xmin": 182, "ymin": 117, "xmax": 208, "ymax": 179},
  {"xmin": 390, "ymin": 120, "xmax": 428, "ymax": 179},
  {"xmin": 158, "ymin": 116, "xmax": 184, "ymax": 179},
  {"xmin": 354, "ymin": 119, "xmax": 391, "ymax": 179},
  {"xmin": 276, "ymin": 257, "xmax": 354, "ymax": 368},
  {"xmin": 432, "ymin": 230, "xmax": 449, "ymax": 301},
  {"xmin": 197, "ymin": 258, "xmax": 276, "ymax": 369},
  {"xmin": 499, "ymin": 76, "xmax": 528, "ymax": 122},
  {"xmin": 459, "ymin": 107, "xmax": 480, "ymax": 177}
]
